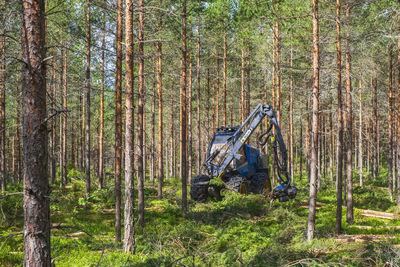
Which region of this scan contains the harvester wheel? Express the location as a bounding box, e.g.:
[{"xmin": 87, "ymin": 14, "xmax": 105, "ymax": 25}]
[
  {"xmin": 190, "ymin": 175, "xmax": 210, "ymax": 202},
  {"xmin": 226, "ymin": 176, "xmax": 248, "ymax": 194}
]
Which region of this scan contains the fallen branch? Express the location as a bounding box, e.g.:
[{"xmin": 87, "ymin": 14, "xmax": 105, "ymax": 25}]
[
  {"xmin": 51, "ymin": 223, "xmax": 94, "ymax": 238},
  {"xmin": 167, "ymin": 254, "xmax": 192, "ymax": 267},
  {"xmin": 0, "ymin": 232, "xmax": 23, "ymax": 251},
  {"xmin": 0, "ymin": 192, "xmax": 23, "ymax": 199},
  {"xmin": 285, "ymin": 257, "xmax": 343, "ymax": 267}
]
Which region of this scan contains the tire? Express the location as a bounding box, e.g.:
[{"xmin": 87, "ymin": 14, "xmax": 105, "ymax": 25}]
[
  {"xmin": 190, "ymin": 175, "xmax": 210, "ymax": 202},
  {"xmin": 225, "ymin": 176, "xmax": 248, "ymax": 194},
  {"xmin": 249, "ymin": 172, "xmax": 271, "ymax": 196}
]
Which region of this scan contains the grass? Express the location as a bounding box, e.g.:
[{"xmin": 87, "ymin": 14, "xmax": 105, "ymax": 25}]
[{"xmin": 0, "ymin": 168, "xmax": 399, "ymax": 266}]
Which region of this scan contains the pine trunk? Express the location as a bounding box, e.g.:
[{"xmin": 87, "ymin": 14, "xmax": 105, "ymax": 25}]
[
  {"xmin": 246, "ymin": 46, "xmax": 251, "ymax": 118},
  {"xmin": 389, "ymin": 46, "xmax": 394, "ymax": 198},
  {"xmin": 180, "ymin": 0, "xmax": 188, "ymax": 212},
  {"xmin": 307, "ymin": 0, "xmax": 319, "ymax": 242},
  {"xmin": 275, "ymin": 21, "xmax": 281, "ymax": 124},
  {"xmin": 0, "ymin": 0, "xmax": 5, "ymax": 191},
  {"xmin": 151, "ymin": 64, "xmax": 156, "ymax": 185},
  {"xmin": 241, "ymin": 49, "xmax": 245, "ymax": 122},
  {"xmin": 98, "ymin": 6, "xmax": 106, "ymax": 189},
  {"xmin": 223, "ymin": 29, "xmax": 227, "ymax": 126},
  {"xmin": 62, "ymin": 46, "xmax": 68, "ymax": 184},
  {"xmin": 196, "ymin": 12, "xmax": 201, "ymax": 174},
  {"xmin": 157, "ymin": 1, "xmax": 164, "ymax": 198},
  {"xmin": 123, "ymin": 0, "xmax": 135, "ymax": 252},
  {"xmin": 59, "ymin": 50, "xmax": 64, "ymax": 187},
  {"xmin": 359, "ymin": 77, "xmax": 363, "ymax": 187},
  {"xmin": 137, "ymin": 0, "xmax": 145, "ymax": 226},
  {"xmin": 50, "ymin": 72, "xmax": 56, "ymax": 184},
  {"xmin": 398, "ymin": 14, "xmax": 400, "ymax": 203},
  {"xmin": 21, "ymin": 0, "xmax": 51, "ymax": 263},
  {"xmin": 396, "ymin": 24, "xmax": 400, "ymax": 205},
  {"xmin": 373, "ymin": 76, "xmax": 378, "ymax": 181},
  {"xmin": 215, "ymin": 54, "xmax": 220, "ymax": 128},
  {"xmin": 289, "ymin": 47, "xmax": 294, "ymax": 183},
  {"xmin": 114, "ymin": 0, "xmax": 123, "ymax": 242},
  {"xmin": 345, "ymin": 5, "xmax": 353, "ymax": 225},
  {"xmin": 188, "ymin": 57, "xmax": 193, "ymax": 182},
  {"xmin": 335, "ymin": 0, "xmax": 343, "ymax": 235},
  {"xmin": 85, "ymin": 0, "xmax": 91, "ymax": 198}
]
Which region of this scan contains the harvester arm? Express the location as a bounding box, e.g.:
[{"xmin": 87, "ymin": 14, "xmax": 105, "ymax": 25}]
[
  {"xmin": 199, "ymin": 103, "xmax": 296, "ymax": 202},
  {"xmin": 211, "ymin": 104, "xmax": 289, "ymax": 183}
]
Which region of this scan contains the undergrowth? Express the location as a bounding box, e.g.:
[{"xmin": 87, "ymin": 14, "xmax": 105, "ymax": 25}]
[{"xmin": 0, "ymin": 168, "xmax": 399, "ymax": 266}]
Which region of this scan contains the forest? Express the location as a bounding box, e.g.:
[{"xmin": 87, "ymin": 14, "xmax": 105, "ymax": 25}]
[{"xmin": 1, "ymin": 0, "xmax": 400, "ymax": 266}]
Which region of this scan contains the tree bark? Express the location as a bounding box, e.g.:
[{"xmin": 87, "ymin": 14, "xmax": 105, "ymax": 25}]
[
  {"xmin": 289, "ymin": 47, "xmax": 294, "ymax": 184},
  {"xmin": 359, "ymin": 76, "xmax": 363, "ymax": 188},
  {"xmin": 62, "ymin": 46, "xmax": 68, "ymax": 184},
  {"xmin": 389, "ymin": 46, "xmax": 394, "ymax": 199},
  {"xmin": 207, "ymin": 68, "xmax": 210, "ymax": 142},
  {"xmin": 188, "ymin": 56, "xmax": 193, "ymax": 182},
  {"xmin": 114, "ymin": 0, "xmax": 123, "ymax": 242},
  {"xmin": 137, "ymin": 0, "xmax": 145, "ymax": 226},
  {"xmin": 123, "ymin": 0, "xmax": 135, "ymax": 252},
  {"xmin": 169, "ymin": 91, "xmax": 174, "ymax": 179},
  {"xmin": 0, "ymin": 0, "xmax": 5, "ymax": 192},
  {"xmin": 180, "ymin": 0, "xmax": 188, "ymax": 212},
  {"xmin": 98, "ymin": 5, "xmax": 106, "ymax": 189},
  {"xmin": 80, "ymin": 85, "xmax": 84, "ymax": 171},
  {"xmin": 335, "ymin": 0, "xmax": 343, "ymax": 235},
  {"xmin": 307, "ymin": 0, "xmax": 319, "ymax": 242},
  {"xmin": 329, "ymin": 98, "xmax": 334, "ymax": 183},
  {"xmin": 272, "ymin": 32, "xmax": 276, "ymax": 111},
  {"xmin": 156, "ymin": 0, "xmax": 164, "ymax": 199},
  {"xmin": 246, "ymin": 45, "xmax": 251, "ymax": 119},
  {"xmin": 275, "ymin": 21, "xmax": 281, "ymax": 124},
  {"xmin": 50, "ymin": 72, "xmax": 56, "ymax": 184},
  {"xmin": 85, "ymin": 0, "xmax": 91, "ymax": 199},
  {"xmin": 299, "ymin": 115, "xmax": 303, "ymax": 181},
  {"xmin": 21, "ymin": 0, "xmax": 51, "ymax": 264},
  {"xmin": 151, "ymin": 63, "xmax": 156, "ymax": 185},
  {"xmin": 59, "ymin": 50, "xmax": 64, "ymax": 187},
  {"xmin": 306, "ymin": 98, "xmax": 311, "ymax": 178},
  {"xmin": 344, "ymin": 4, "xmax": 353, "ymax": 225},
  {"xmin": 241, "ymin": 48, "xmax": 245, "ymax": 122},
  {"xmin": 215, "ymin": 53, "xmax": 220, "ymax": 128},
  {"xmin": 223, "ymin": 29, "xmax": 227, "ymax": 126},
  {"xmin": 398, "ymin": 15, "xmax": 400, "ymax": 203},
  {"xmin": 196, "ymin": 11, "xmax": 201, "ymax": 174},
  {"xmin": 372, "ymin": 78, "xmax": 379, "ymax": 183}
]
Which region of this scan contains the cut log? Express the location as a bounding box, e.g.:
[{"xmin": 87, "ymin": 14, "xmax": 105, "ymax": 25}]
[
  {"xmin": 360, "ymin": 209, "xmax": 399, "ymax": 220},
  {"xmin": 335, "ymin": 234, "xmax": 387, "ymax": 243},
  {"xmin": 301, "ymin": 205, "xmax": 321, "ymax": 210},
  {"xmin": 99, "ymin": 208, "xmax": 115, "ymax": 214},
  {"xmin": 300, "ymin": 199, "xmax": 326, "ymax": 206},
  {"xmin": 67, "ymin": 231, "xmax": 86, "ymax": 237},
  {"xmin": 354, "ymin": 225, "xmax": 400, "ymax": 230}
]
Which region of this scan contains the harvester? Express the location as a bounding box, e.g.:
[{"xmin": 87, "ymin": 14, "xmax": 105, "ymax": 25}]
[{"xmin": 190, "ymin": 104, "xmax": 297, "ymax": 202}]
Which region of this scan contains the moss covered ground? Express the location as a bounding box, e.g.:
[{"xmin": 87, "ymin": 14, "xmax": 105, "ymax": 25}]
[{"xmin": 1, "ymin": 169, "xmax": 399, "ymax": 266}]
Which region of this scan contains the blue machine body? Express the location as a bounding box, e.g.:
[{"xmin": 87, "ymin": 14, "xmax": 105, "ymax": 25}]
[
  {"xmin": 236, "ymin": 144, "xmax": 260, "ymax": 177},
  {"xmin": 206, "ymin": 128, "xmax": 262, "ymax": 178}
]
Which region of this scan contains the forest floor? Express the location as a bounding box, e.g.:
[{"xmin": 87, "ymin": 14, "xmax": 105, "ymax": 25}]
[{"xmin": 1, "ymin": 169, "xmax": 400, "ymax": 266}]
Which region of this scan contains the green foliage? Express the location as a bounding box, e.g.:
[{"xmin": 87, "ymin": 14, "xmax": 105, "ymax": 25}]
[
  {"xmin": 1, "ymin": 172, "xmax": 400, "ymax": 266},
  {"xmin": 67, "ymin": 168, "xmax": 85, "ymax": 181}
]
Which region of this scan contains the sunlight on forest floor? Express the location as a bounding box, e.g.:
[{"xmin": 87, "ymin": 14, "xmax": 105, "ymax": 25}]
[{"xmin": 1, "ymin": 169, "xmax": 399, "ymax": 266}]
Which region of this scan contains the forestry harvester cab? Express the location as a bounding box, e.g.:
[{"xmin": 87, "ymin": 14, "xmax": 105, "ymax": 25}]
[{"xmin": 190, "ymin": 104, "xmax": 297, "ymax": 202}]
